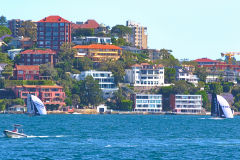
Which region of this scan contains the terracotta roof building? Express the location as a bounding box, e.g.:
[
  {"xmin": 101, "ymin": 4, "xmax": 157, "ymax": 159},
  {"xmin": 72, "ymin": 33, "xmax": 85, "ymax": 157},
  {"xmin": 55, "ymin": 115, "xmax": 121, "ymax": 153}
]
[
  {"xmin": 72, "ymin": 19, "xmax": 99, "ymax": 30},
  {"xmin": 73, "ymin": 44, "xmax": 122, "ymax": 62},
  {"xmin": 12, "ymin": 85, "xmax": 66, "ymax": 108},
  {"xmin": 14, "ymin": 65, "xmax": 40, "ymax": 80},
  {"xmin": 37, "ymin": 15, "xmax": 72, "ymax": 51},
  {"xmin": 20, "ymin": 49, "xmax": 56, "ymax": 65}
]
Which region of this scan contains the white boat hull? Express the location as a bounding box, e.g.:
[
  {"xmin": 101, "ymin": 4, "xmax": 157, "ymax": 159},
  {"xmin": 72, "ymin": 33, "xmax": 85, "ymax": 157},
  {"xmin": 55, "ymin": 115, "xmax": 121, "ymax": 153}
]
[{"xmin": 3, "ymin": 130, "xmax": 28, "ymax": 138}]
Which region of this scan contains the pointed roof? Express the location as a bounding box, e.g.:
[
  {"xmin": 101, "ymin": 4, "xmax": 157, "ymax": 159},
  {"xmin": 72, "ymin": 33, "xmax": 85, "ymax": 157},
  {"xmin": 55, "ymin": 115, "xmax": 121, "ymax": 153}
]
[
  {"xmin": 21, "ymin": 49, "xmax": 56, "ymax": 55},
  {"xmin": 194, "ymin": 58, "xmax": 218, "ymax": 63},
  {"xmin": 72, "ymin": 19, "xmax": 99, "ymax": 29},
  {"xmin": 38, "ymin": 15, "xmax": 71, "ymax": 23}
]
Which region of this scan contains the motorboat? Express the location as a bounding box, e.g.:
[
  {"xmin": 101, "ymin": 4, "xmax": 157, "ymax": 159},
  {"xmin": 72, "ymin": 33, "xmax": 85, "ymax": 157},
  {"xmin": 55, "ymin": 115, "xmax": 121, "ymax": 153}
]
[{"xmin": 3, "ymin": 124, "xmax": 28, "ymax": 138}]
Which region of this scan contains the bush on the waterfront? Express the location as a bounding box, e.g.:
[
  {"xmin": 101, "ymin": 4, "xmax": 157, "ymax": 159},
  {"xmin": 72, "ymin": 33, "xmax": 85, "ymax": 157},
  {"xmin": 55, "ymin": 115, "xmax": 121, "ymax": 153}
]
[{"xmin": 0, "ymin": 98, "xmax": 24, "ymax": 111}]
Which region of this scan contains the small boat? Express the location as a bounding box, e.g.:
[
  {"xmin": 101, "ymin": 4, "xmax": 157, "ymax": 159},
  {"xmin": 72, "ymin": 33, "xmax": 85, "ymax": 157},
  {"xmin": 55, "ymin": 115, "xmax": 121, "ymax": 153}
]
[
  {"xmin": 27, "ymin": 94, "xmax": 47, "ymax": 116},
  {"xmin": 3, "ymin": 124, "xmax": 28, "ymax": 138},
  {"xmin": 211, "ymin": 93, "xmax": 234, "ymax": 119}
]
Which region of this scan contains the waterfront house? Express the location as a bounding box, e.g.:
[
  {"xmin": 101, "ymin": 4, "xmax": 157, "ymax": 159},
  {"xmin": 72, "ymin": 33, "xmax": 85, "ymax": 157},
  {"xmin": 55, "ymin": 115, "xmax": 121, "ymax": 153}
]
[
  {"xmin": 170, "ymin": 94, "xmax": 202, "ymax": 114},
  {"xmin": 73, "ymin": 44, "xmax": 122, "ymax": 62},
  {"xmin": 131, "ymin": 94, "xmax": 162, "ymax": 112},
  {"xmin": 20, "ymin": 49, "xmax": 56, "ymax": 65},
  {"xmin": 14, "ymin": 65, "xmax": 40, "ymax": 80},
  {"xmin": 71, "ymin": 70, "xmax": 118, "ymax": 98},
  {"xmin": 12, "ymin": 85, "xmax": 66, "ymax": 108},
  {"xmin": 125, "ymin": 63, "xmax": 164, "ymax": 88}
]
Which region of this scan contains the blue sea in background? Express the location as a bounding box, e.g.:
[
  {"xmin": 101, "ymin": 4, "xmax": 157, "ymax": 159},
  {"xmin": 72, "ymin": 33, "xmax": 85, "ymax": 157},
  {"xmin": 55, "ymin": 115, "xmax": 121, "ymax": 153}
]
[{"xmin": 0, "ymin": 114, "xmax": 240, "ymax": 160}]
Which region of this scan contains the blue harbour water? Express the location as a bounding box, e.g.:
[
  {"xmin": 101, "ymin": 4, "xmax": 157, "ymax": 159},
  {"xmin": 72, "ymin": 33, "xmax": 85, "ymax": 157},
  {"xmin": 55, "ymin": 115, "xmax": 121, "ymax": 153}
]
[{"xmin": 0, "ymin": 114, "xmax": 240, "ymax": 160}]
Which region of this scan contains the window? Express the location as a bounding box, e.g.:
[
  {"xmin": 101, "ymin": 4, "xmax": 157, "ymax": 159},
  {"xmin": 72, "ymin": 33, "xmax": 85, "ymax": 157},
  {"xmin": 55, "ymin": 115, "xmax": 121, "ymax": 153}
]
[
  {"xmin": 18, "ymin": 70, "xmax": 23, "ymax": 74},
  {"xmin": 60, "ymin": 23, "xmax": 65, "ymax": 26}
]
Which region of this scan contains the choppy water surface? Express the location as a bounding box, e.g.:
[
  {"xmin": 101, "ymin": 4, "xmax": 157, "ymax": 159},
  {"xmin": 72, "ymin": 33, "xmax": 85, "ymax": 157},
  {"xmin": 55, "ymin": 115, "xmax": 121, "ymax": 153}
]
[{"xmin": 0, "ymin": 114, "xmax": 240, "ymax": 159}]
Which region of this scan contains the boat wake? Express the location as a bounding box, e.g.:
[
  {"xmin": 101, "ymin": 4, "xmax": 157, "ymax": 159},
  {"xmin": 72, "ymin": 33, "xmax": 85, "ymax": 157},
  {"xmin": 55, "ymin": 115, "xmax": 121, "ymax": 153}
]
[{"xmin": 27, "ymin": 135, "xmax": 66, "ymax": 138}]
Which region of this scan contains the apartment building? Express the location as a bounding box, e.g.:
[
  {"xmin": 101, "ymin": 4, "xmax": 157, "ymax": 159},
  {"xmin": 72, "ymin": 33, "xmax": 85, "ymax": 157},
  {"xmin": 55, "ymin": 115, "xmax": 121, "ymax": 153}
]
[
  {"xmin": 12, "ymin": 85, "xmax": 66, "ymax": 107},
  {"xmin": 73, "ymin": 44, "xmax": 122, "ymax": 62},
  {"xmin": 37, "ymin": 15, "xmax": 71, "ymax": 51},
  {"xmin": 125, "ymin": 63, "xmax": 164, "ymax": 87},
  {"xmin": 131, "ymin": 94, "xmax": 162, "ymax": 112},
  {"xmin": 125, "ymin": 20, "xmax": 147, "ymax": 49},
  {"xmin": 20, "ymin": 49, "xmax": 56, "ymax": 65},
  {"xmin": 170, "ymin": 94, "xmax": 202, "ymax": 114},
  {"xmin": 8, "ymin": 19, "xmax": 24, "ymax": 37},
  {"xmin": 13, "ymin": 65, "xmax": 39, "ymax": 80},
  {"xmin": 71, "ymin": 70, "xmax": 118, "ymax": 98}
]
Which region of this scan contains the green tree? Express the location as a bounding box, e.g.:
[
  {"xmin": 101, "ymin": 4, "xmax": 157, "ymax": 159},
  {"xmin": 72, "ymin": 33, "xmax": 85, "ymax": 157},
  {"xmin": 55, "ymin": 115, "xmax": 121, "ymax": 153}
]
[
  {"xmin": 194, "ymin": 67, "xmax": 207, "ymax": 82},
  {"xmin": 111, "ymin": 25, "xmax": 132, "ymax": 38},
  {"xmin": 40, "ymin": 63, "xmax": 58, "ymax": 80},
  {"xmin": 0, "ymin": 26, "xmax": 12, "ymax": 38},
  {"xmin": 73, "ymin": 57, "xmax": 93, "ymax": 71},
  {"xmin": 172, "ymin": 81, "xmax": 196, "ymax": 94},
  {"xmin": 207, "ymin": 82, "xmax": 223, "ymax": 94},
  {"xmin": 164, "ymin": 67, "xmax": 176, "ymax": 83},
  {"xmin": 0, "ymin": 78, "xmax": 4, "ymax": 89},
  {"xmin": 111, "ymin": 37, "xmax": 131, "ymax": 46},
  {"xmin": 119, "ymin": 100, "xmax": 133, "ymax": 111},
  {"xmin": 196, "ymin": 90, "xmax": 210, "ymax": 111},
  {"xmin": 72, "ymin": 94, "xmax": 81, "ymax": 108},
  {"xmin": 158, "ymin": 86, "xmax": 173, "ymax": 111},
  {"xmin": 72, "ymin": 28, "xmax": 94, "ymax": 37},
  {"xmin": 80, "ymin": 76, "xmax": 103, "ymax": 107},
  {"xmin": 18, "ymin": 21, "xmax": 37, "ymax": 40},
  {"xmin": 0, "ymin": 16, "xmax": 7, "ymax": 26}
]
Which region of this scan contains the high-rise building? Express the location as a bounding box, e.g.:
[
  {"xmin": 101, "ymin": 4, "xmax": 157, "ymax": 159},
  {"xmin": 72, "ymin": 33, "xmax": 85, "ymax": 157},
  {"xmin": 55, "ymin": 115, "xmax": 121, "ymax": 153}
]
[
  {"xmin": 37, "ymin": 15, "xmax": 71, "ymax": 51},
  {"xmin": 8, "ymin": 19, "xmax": 24, "ymax": 37},
  {"xmin": 126, "ymin": 20, "xmax": 148, "ymax": 49}
]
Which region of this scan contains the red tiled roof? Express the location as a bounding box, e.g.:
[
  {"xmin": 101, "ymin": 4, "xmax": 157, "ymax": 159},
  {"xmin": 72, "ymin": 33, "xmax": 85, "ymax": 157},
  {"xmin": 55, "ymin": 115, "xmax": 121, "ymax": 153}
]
[
  {"xmin": 73, "ymin": 44, "xmax": 122, "ymax": 50},
  {"xmin": 15, "ymin": 65, "xmax": 39, "ymax": 71},
  {"xmin": 194, "ymin": 58, "xmax": 218, "ymax": 63},
  {"xmin": 131, "ymin": 64, "xmax": 141, "ymax": 67},
  {"xmin": 141, "ymin": 63, "xmax": 151, "ymax": 65},
  {"xmin": 21, "ymin": 49, "xmax": 56, "ymax": 55},
  {"xmin": 38, "ymin": 15, "xmax": 71, "ymax": 23},
  {"xmin": 72, "ymin": 19, "xmax": 99, "ymax": 29}
]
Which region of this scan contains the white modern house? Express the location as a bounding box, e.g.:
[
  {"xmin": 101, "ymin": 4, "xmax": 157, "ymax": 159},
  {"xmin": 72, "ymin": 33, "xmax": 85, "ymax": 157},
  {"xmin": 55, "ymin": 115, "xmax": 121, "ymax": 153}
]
[
  {"xmin": 170, "ymin": 94, "xmax": 202, "ymax": 114},
  {"xmin": 72, "ymin": 36, "xmax": 111, "ymax": 45},
  {"xmin": 131, "ymin": 94, "xmax": 162, "ymax": 113},
  {"xmin": 176, "ymin": 68, "xmax": 199, "ymax": 86},
  {"xmin": 7, "ymin": 49, "xmax": 22, "ymax": 60},
  {"xmin": 71, "ymin": 70, "xmax": 118, "ymax": 98},
  {"xmin": 125, "ymin": 63, "xmax": 164, "ymax": 87}
]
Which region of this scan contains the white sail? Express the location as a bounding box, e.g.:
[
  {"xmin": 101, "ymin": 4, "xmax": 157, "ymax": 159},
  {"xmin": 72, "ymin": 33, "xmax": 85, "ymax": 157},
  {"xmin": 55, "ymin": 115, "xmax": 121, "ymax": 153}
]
[
  {"xmin": 31, "ymin": 95, "xmax": 47, "ymax": 115},
  {"xmin": 27, "ymin": 94, "xmax": 35, "ymax": 114},
  {"xmin": 217, "ymin": 95, "xmax": 233, "ymax": 118},
  {"xmin": 27, "ymin": 94, "xmax": 47, "ymax": 115}
]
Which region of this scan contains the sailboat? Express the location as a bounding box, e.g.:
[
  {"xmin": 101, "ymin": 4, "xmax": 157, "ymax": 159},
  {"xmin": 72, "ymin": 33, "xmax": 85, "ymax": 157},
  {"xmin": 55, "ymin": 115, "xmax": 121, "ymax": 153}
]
[
  {"xmin": 27, "ymin": 94, "xmax": 47, "ymax": 116},
  {"xmin": 211, "ymin": 93, "xmax": 234, "ymax": 118}
]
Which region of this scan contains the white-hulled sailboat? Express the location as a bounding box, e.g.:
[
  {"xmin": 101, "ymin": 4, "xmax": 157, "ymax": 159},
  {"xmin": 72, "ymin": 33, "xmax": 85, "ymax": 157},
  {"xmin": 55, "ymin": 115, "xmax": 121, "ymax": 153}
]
[
  {"xmin": 211, "ymin": 93, "xmax": 234, "ymax": 119},
  {"xmin": 27, "ymin": 94, "xmax": 47, "ymax": 116}
]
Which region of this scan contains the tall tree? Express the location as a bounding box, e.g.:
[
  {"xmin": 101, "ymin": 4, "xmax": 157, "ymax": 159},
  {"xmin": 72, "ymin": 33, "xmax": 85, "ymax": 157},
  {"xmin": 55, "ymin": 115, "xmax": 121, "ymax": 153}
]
[
  {"xmin": 40, "ymin": 63, "xmax": 58, "ymax": 80},
  {"xmin": 111, "ymin": 25, "xmax": 132, "ymax": 38},
  {"xmin": 0, "ymin": 16, "xmax": 7, "ymax": 26},
  {"xmin": 72, "ymin": 28, "xmax": 94, "ymax": 37},
  {"xmin": 18, "ymin": 21, "xmax": 37, "ymax": 40},
  {"xmin": 73, "ymin": 57, "xmax": 93, "ymax": 71},
  {"xmin": 0, "ymin": 26, "xmax": 12, "ymax": 38},
  {"xmin": 194, "ymin": 67, "xmax": 207, "ymax": 82},
  {"xmin": 79, "ymin": 76, "xmax": 103, "ymax": 107},
  {"xmin": 164, "ymin": 67, "xmax": 176, "ymax": 83}
]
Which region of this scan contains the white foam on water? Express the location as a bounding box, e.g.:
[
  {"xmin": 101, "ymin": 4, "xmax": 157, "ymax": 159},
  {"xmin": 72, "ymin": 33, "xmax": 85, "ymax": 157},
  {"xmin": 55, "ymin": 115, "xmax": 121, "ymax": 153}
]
[{"xmin": 105, "ymin": 145, "xmax": 112, "ymax": 148}]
